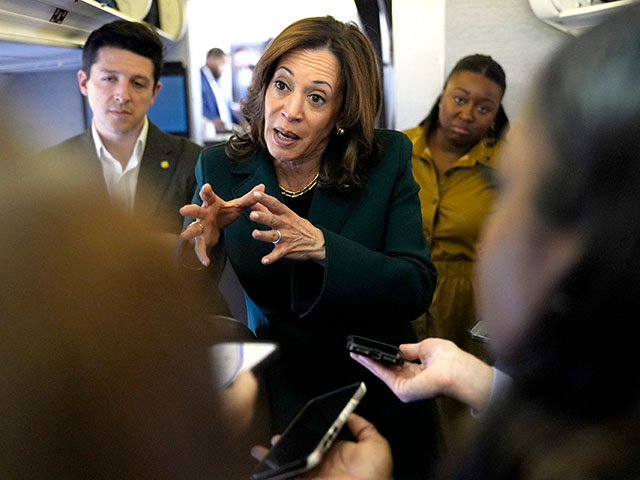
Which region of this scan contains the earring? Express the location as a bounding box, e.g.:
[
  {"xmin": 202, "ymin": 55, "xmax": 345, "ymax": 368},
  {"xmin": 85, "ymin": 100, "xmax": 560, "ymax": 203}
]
[{"xmin": 335, "ymin": 126, "xmax": 345, "ymax": 136}]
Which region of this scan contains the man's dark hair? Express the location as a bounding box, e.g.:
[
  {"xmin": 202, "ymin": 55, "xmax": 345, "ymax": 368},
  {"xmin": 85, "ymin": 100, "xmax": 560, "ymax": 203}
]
[
  {"xmin": 206, "ymin": 48, "xmax": 226, "ymax": 59},
  {"xmin": 82, "ymin": 20, "xmax": 165, "ymax": 86}
]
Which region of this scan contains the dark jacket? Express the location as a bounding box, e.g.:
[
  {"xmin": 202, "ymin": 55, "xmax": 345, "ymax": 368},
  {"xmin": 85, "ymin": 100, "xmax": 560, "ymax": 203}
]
[
  {"xmin": 40, "ymin": 121, "xmax": 201, "ymax": 235},
  {"xmin": 190, "ymin": 129, "xmax": 439, "ymax": 478}
]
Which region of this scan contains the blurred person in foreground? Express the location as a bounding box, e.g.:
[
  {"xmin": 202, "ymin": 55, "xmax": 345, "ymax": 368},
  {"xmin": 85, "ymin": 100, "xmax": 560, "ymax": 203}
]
[
  {"xmin": 0, "ymin": 130, "xmax": 256, "ymax": 478},
  {"xmin": 257, "ymin": 4, "xmax": 640, "ymax": 479},
  {"xmin": 180, "ymin": 15, "xmax": 438, "ymax": 479}
]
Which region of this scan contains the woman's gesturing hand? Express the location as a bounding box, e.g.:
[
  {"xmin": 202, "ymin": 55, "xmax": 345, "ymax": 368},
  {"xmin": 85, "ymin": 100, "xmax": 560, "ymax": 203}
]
[
  {"xmin": 249, "ymin": 191, "xmax": 326, "ymax": 265},
  {"xmin": 180, "ymin": 183, "xmax": 265, "ymax": 266}
]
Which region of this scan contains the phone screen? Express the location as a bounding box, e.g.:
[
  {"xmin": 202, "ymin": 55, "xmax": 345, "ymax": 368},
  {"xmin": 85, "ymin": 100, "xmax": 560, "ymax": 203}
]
[{"xmin": 251, "ymin": 382, "xmax": 366, "ymax": 480}]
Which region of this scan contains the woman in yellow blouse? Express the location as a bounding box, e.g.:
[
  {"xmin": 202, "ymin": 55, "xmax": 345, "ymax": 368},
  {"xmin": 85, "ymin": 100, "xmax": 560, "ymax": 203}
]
[{"xmin": 404, "ymin": 54, "xmax": 509, "ymax": 443}]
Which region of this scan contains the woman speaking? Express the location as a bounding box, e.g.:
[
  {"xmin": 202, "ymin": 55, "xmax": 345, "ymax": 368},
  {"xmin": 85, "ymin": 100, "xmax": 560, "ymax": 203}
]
[{"xmin": 180, "ymin": 16, "xmax": 438, "ymax": 478}]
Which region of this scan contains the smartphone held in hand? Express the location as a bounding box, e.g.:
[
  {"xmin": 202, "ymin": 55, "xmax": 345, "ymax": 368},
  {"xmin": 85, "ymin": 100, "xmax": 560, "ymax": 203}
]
[
  {"xmin": 346, "ymin": 334, "xmax": 405, "ymax": 365},
  {"xmin": 251, "ymin": 382, "xmax": 367, "ymax": 480}
]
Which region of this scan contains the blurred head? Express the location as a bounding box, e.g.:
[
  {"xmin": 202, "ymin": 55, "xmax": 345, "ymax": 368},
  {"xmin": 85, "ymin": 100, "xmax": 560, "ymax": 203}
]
[
  {"xmin": 423, "ymin": 54, "xmax": 509, "ymax": 148},
  {"xmin": 0, "ymin": 133, "xmax": 241, "ymax": 478},
  {"xmin": 206, "ymin": 47, "xmax": 227, "ymax": 79},
  {"xmin": 78, "ymin": 21, "xmax": 164, "ymax": 138},
  {"xmin": 229, "ymin": 16, "xmax": 382, "ymax": 188},
  {"xmin": 477, "ymin": 4, "xmax": 640, "ymax": 411}
]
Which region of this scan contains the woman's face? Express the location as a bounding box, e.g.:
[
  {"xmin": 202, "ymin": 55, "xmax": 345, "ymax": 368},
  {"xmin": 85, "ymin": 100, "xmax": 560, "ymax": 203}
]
[
  {"xmin": 263, "ymin": 48, "xmax": 342, "ymax": 167},
  {"xmin": 438, "ymin": 70, "xmax": 503, "ymax": 148},
  {"xmin": 476, "ymin": 113, "xmax": 579, "ymax": 357}
]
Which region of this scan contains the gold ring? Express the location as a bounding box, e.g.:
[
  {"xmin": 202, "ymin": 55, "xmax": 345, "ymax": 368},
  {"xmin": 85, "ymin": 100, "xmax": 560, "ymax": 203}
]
[{"xmin": 190, "ymin": 220, "xmax": 204, "ymax": 235}]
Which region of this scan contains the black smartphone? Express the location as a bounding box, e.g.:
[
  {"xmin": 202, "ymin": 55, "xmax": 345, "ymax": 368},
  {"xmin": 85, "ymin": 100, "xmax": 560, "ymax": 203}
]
[
  {"xmin": 467, "ymin": 320, "xmax": 491, "ymax": 343},
  {"xmin": 251, "ymin": 382, "xmax": 367, "ymax": 480},
  {"xmin": 346, "ymin": 334, "xmax": 405, "ymax": 365}
]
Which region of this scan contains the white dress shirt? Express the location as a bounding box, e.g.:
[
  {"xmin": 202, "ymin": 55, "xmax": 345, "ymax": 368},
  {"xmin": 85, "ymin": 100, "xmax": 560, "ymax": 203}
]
[
  {"xmin": 202, "ymin": 65, "xmax": 232, "ymax": 126},
  {"xmin": 91, "ymin": 117, "xmax": 149, "ymax": 213}
]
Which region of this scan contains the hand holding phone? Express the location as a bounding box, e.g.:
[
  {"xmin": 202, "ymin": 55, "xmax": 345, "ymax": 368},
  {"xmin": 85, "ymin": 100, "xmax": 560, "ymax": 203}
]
[
  {"xmin": 346, "ymin": 335, "xmax": 405, "ymax": 365},
  {"xmin": 251, "ymin": 382, "xmax": 367, "ymax": 480}
]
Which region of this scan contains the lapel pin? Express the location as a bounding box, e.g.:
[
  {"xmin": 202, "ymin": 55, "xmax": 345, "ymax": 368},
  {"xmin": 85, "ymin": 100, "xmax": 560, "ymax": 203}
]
[{"xmin": 160, "ymin": 160, "xmax": 169, "ymax": 169}]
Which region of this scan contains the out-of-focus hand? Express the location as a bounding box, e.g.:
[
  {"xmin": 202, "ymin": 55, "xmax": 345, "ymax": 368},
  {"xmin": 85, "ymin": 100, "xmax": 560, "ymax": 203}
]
[
  {"xmin": 251, "ymin": 413, "xmax": 392, "ymax": 480},
  {"xmin": 249, "ymin": 191, "xmax": 326, "ymax": 266},
  {"xmin": 179, "ymin": 183, "xmax": 265, "ymax": 266},
  {"xmin": 219, "ymin": 370, "xmax": 258, "ymax": 435},
  {"xmin": 351, "ymin": 338, "xmax": 494, "ymax": 412}
]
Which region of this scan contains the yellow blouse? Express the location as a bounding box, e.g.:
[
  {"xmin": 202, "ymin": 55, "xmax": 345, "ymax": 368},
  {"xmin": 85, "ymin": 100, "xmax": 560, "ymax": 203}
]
[{"xmin": 404, "ymin": 124, "xmax": 502, "ymax": 262}]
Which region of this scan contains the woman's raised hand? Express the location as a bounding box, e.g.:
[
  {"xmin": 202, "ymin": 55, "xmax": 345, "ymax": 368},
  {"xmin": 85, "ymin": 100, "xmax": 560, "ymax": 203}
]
[
  {"xmin": 180, "ymin": 183, "xmax": 265, "ymax": 266},
  {"xmin": 249, "ymin": 191, "xmax": 326, "ymax": 265}
]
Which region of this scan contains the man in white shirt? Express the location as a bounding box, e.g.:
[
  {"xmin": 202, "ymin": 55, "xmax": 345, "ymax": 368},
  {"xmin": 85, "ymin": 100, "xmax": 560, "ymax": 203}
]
[
  {"xmin": 201, "ymin": 48, "xmax": 236, "ymax": 134},
  {"xmin": 42, "ymin": 20, "xmax": 202, "ymax": 235}
]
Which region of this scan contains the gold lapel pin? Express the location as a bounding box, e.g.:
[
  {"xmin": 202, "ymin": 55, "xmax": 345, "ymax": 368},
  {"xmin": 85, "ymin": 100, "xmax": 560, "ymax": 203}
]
[{"xmin": 160, "ymin": 160, "xmax": 169, "ymax": 169}]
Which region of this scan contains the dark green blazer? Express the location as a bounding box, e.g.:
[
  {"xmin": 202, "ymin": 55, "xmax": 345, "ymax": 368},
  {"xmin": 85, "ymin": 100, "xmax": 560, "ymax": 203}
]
[
  {"xmin": 41, "ymin": 121, "xmax": 201, "ymax": 235},
  {"xmin": 190, "ymin": 129, "xmax": 439, "ymax": 477}
]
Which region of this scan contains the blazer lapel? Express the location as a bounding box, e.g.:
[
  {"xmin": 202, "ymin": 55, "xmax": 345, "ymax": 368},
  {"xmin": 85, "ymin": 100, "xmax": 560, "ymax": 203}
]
[
  {"xmin": 230, "ymin": 149, "xmax": 280, "ymax": 199},
  {"xmin": 308, "ymin": 183, "xmax": 362, "ymax": 233},
  {"xmin": 76, "ymin": 129, "xmax": 105, "ymax": 179},
  {"xmin": 135, "ymin": 122, "xmax": 173, "ymax": 218}
]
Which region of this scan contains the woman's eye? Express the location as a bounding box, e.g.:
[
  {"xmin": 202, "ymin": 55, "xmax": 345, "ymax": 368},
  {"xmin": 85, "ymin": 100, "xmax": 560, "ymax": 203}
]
[
  {"xmin": 309, "ymin": 94, "xmax": 325, "ymax": 105},
  {"xmin": 273, "ymin": 80, "xmax": 288, "ymax": 91},
  {"xmin": 454, "ymin": 96, "xmax": 465, "ymax": 105},
  {"xmin": 477, "ymin": 105, "xmax": 490, "ymax": 114}
]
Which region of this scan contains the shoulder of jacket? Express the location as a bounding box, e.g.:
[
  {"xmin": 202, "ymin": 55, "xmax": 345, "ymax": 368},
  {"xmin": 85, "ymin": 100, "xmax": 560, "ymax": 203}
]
[{"xmin": 375, "ymin": 129, "xmax": 412, "ymax": 153}]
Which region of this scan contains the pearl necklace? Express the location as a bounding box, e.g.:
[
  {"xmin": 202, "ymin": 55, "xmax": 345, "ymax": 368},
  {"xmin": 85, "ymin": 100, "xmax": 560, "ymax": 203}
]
[{"xmin": 279, "ymin": 172, "xmax": 319, "ymax": 198}]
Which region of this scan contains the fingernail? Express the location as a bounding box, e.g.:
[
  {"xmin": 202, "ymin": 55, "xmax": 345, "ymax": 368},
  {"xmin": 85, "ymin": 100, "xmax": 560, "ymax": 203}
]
[
  {"xmin": 250, "ymin": 211, "xmax": 259, "ymax": 219},
  {"xmin": 262, "ymin": 258, "xmax": 270, "ymax": 265},
  {"xmin": 253, "ymin": 192, "xmax": 262, "ymax": 199}
]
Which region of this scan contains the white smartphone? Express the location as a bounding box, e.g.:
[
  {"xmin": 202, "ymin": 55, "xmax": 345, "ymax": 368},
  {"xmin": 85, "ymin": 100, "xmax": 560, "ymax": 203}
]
[
  {"xmin": 250, "ymin": 382, "xmax": 367, "ymax": 480},
  {"xmin": 209, "ymin": 341, "xmax": 278, "ymax": 388}
]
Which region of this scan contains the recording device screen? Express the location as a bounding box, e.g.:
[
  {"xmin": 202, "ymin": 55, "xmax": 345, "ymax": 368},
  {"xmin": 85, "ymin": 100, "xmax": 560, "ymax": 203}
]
[{"xmin": 251, "ymin": 382, "xmax": 366, "ymax": 480}]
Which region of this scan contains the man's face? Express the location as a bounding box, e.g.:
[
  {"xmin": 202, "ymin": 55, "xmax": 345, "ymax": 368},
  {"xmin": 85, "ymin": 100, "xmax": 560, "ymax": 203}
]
[
  {"xmin": 78, "ymin": 47, "xmax": 161, "ymax": 139},
  {"xmin": 206, "ymin": 55, "xmax": 226, "ymax": 79}
]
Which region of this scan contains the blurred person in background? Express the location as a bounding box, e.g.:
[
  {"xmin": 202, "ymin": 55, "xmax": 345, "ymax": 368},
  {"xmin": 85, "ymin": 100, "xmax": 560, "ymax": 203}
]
[{"xmin": 201, "ymin": 47, "xmax": 240, "ymax": 136}]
